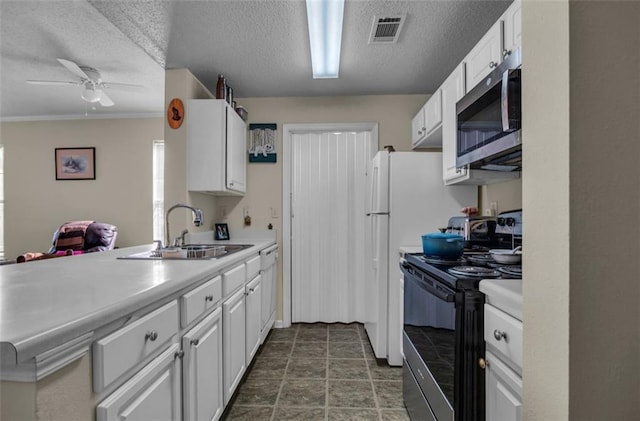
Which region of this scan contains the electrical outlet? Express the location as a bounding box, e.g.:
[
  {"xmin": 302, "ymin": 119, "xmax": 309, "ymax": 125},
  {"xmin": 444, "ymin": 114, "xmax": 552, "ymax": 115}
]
[
  {"xmin": 219, "ymin": 206, "xmax": 227, "ymax": 219},
  {"xmin": 490, "ymin": 202, "xmax": 498, "ymax": 215},
  {"xmin": 271, "ymin": 207, "xmax": 278, "ymax": 218}
]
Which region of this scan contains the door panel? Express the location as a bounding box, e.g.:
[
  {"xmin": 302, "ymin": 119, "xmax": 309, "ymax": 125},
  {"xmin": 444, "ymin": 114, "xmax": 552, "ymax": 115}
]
[{"xmin": 291, "ymin": 130, "xmax": 375, "ymax": 323}]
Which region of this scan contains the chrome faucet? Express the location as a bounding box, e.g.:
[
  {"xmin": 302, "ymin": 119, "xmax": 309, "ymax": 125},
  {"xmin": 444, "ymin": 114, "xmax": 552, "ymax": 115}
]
[{"xmin": 165, "ymin": 204, "xmax": 204, "ymax": 248}]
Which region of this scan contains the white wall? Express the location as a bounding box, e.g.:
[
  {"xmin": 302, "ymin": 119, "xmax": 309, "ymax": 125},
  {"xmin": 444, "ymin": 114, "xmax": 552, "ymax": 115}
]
[
  {"xmin": 480, "ymin": 178, "xmax": 522, "ymax": 215},
  {"xmin": 1, "ymin": 117, "xmax": 163, "ymax": 258},
  {"xmin": 523, "ymin": 0, "xmax": 640, "ymax": 419},
  {"xmin": 217, "ymin": 95, "xmax": 429, "ymax": 319}
]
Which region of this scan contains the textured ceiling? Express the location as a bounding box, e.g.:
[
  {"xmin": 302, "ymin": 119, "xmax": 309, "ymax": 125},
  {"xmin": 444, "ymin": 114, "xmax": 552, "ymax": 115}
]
[{"xmin": 0, "ymin": 0, "xmax": 511, "ymax": 120}]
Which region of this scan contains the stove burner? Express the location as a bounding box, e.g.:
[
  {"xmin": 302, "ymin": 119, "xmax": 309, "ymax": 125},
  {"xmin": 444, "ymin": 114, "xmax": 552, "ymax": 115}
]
[
  {"xmin": 465, "ymin": 254, "xmax": 494, "ymax": 266},
  {"xmin": 448, "ymin": 266, "xmax": 501, "ymax": 278},
  {"xmin": 419, "ymin": 255, "xmax": 466, "ymax": 266},
  {"xmin": 498, "ymin": 266, "xmax": 522, "ymax": 277}
]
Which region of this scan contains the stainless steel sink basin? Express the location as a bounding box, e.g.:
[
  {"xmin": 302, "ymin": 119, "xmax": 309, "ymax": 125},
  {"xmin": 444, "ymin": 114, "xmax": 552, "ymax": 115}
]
[{"xmin": 118, "ymin": 244, "xmax": 254, "ymax": 260}]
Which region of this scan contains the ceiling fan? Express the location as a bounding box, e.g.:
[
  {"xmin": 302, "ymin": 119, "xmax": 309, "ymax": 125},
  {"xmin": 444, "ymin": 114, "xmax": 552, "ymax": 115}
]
[{"xmin": 26, "ymin": 58, "xmax": 143, "ymax": 107}]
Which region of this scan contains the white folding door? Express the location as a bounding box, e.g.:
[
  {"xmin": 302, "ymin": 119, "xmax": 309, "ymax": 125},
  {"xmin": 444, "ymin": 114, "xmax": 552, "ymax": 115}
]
[{"xmin": 290, "ymin": 129, "xmax": 375, "ymax": 323}]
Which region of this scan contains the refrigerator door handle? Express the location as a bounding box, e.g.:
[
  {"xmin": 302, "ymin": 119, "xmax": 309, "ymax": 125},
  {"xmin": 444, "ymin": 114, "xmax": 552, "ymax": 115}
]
[{"xmin": 369, "ymin": 165, "xmax": 379, "ymax": 214}]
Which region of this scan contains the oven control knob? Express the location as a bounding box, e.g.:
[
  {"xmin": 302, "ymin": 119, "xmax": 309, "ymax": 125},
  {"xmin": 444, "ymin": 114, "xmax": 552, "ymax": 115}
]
[
  {"xmin": 493, "ymin": 329, "xmax": 508, "ymax": 341},
  {"xmin": 479, "ymin": 358, "xmax": 487, "ymax": 369}
]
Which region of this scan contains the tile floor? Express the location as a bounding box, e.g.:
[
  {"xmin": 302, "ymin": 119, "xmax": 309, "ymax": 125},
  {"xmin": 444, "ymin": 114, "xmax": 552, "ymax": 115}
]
[{"xmin": 223, "ymin": 323, "xmax": 410, "ymax": 421}]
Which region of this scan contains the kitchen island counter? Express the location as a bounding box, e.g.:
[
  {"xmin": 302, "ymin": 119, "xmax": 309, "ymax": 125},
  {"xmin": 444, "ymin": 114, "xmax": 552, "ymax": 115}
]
[{"xmin": 0, "ymin": 237, "xmax": 275, "ymax": 368}]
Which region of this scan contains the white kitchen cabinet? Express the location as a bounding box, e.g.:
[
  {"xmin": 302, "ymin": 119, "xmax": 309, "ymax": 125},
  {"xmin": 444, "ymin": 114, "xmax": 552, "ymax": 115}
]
[
  {"xmin": 222, "ymin": 262, "xmax": 247, "ymax": 297},
  {"xmin": 441, "ymin": 62, "xmax": 468, "ymax": 184},
  {"xmin": 182, "ymin": 307, "xmax": 223, "ymax": 421},
  {"xmin": 187, "ymin": 99, "xmax": 246, "ymax": 195},
  {"xmin": 222, "ymin": 287, "xmax": 246, "ymax": 404},
  {"xmin": 96, "ymin": 343, "xmax": 182, "ymax": 421},
  {"xmin": 465, "ymin": 20, "xmax": 503, "ymax": 92},
  {"xmin": 93, "ymin": 300, "xmax": 179, "ymax": 393},
  {"xmin": 481, "ymin": 279, "xmax": 523, "ymax": 421},
  {"xmin": 412, "ymin": 90, "xmax": 443, "ymax": 149},
  {"xmin": 411, "ymin": 105, "xmax": 427, "ymax": 147},
  {"xmin": 260, "ymin": 245, "xmax": 278, "ymax": 343},
  {"xmin": 244, "ymin": 274, "xmax": 262, "ymax": 364},
  {"xmin": 485, "ymin": 350, "xmax": 523, "ymax": 421},
  {"xmin": 180, "ymin": 276, "xmax": 221, "ymax": 328},
  {"xmin": 502, "ymin": 0, "xmax": 522, "ymax": 61}
]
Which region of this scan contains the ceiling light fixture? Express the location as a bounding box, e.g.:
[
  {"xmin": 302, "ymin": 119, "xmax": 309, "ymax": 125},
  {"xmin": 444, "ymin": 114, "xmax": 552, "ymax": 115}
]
[
  {"xmin": 81, "ymin": 85, "xmax": 101, "ymax": 103},
  {"xmin": 306, "ymin": 0, "xmax": 345, "ymax": 79}
]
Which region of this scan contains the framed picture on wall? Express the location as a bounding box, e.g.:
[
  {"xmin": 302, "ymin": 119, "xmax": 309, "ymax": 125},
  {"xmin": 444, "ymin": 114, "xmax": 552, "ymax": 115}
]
[
  {"xmin": 215, "ymin": 223, "xmax": 229, "ymax": 240},
  {"xmin": 55, "ymin": 147, "xmax": 96, "ymax": 180}
]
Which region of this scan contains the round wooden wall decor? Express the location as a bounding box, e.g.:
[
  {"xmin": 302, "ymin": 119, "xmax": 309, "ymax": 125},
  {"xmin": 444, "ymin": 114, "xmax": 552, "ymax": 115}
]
[{"xmin": 167, "ymin": 98, "xmax": 184, "ymax": 129}]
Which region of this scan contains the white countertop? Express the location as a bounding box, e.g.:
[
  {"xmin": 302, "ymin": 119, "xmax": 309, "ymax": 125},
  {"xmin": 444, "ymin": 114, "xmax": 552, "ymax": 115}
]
[
  {"xmin": 398, "ymin": 245, "xmax": 422, "ymax": 256},
  {"xmin": 0, "ymin": 235, "xmax": 275, "ymax": 366},
  {"xmin": 479, "ymin": 278, "xmax": 523, "ymax": 321}
]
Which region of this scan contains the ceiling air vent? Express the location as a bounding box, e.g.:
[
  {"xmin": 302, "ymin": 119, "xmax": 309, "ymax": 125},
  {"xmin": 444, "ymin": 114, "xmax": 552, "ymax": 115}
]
[{"xmin": 368, "ymin": 14, "xmax": 406, "ymax": 44}]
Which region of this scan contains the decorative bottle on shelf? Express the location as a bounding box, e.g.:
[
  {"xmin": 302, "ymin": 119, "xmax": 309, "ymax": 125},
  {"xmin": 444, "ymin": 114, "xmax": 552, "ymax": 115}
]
[{"xmin": 216, "ymin": 74, "xmax": 226, "ymax": 100}]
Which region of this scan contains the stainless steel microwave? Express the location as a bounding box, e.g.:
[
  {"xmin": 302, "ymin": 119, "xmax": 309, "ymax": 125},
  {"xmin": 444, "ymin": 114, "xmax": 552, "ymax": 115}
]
[{"xmin": 456, "ymin": 48, "xmax": 522, "ymax": 171}]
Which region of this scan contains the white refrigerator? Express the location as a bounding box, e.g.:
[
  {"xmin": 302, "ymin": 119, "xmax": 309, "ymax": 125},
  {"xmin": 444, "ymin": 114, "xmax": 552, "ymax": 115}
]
[{"xmin": 364, "ymin": 151, "xmax": 477, "ymax": 366}]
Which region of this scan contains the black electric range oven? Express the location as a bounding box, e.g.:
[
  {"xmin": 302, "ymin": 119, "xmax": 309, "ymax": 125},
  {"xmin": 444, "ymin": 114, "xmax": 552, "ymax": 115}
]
[{"xmin": 401, "ymin": 252, "xmax": 521, "ymax": 421}]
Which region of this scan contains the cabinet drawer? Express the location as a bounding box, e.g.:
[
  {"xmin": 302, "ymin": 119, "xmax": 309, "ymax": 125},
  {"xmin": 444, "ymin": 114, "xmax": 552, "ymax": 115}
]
[
  {"xmin": 484, "ymin": 304, "xmax": 523, "ymax": 371},
  {"xmin": 181, "ymin": 276, "xmax": 222, "ymax": 327},
  {"xmin": 245, "ymin": 255, "xmax": 261, "ymax": 280},
  {"xmin": 222, "ymin": 263, "xmax": 246, "ymax": 296},
  {"xmin": 93, "ymin": 300, "xmax": 179, "ymax": 392}
]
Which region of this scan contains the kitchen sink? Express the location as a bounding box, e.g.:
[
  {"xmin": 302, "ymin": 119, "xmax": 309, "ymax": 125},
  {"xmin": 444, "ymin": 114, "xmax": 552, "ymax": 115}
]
[{"xmin": 118, "ymin": 244, "xmax": 254, "ymax": 260}]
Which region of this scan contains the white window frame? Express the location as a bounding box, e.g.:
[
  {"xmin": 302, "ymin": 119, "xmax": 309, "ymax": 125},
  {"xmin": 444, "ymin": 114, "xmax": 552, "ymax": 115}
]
[{"xmin": 152, "ymin": 140, "xmax": 164, "ymax": 243}]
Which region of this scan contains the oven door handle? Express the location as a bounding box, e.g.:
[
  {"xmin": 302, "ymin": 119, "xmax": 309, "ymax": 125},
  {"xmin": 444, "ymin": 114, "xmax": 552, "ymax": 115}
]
[{"xmin": 402, "ymin": 264, "xmax": 456, "ymax": 303}]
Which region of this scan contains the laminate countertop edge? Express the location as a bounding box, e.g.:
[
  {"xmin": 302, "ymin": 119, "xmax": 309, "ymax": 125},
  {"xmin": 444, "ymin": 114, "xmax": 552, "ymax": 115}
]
[{"xmin": 0, "ymin": 238, "xmax": 276, "ymax": 366}]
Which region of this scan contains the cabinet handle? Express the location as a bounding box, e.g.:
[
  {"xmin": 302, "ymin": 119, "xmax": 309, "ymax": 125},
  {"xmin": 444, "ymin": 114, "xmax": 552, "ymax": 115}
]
[
  {"xmin": 493, "ymin": 329, "xmax": 508, "ymax": 341},
  {"xmin": 174, "ymin": 350, "xmax": 184, "ymax": 360},
  {"xmin": 502, "ymin": 49, "xmax": 511, "ymax": 59},
  {"xmin": 205, "ymin": 295, "xmax": 214, "ymax": 302},
  {"xmin": 249, "ymin": 287, "xmax": 255, "ymax": 293},
  {"xmin": 244, "ymin": 292, "xmax": 249, "ymax": 296},
  {"xmin": 191, "ymin": 338, "xmax": 200, "ymax": 346},
  {"xmin": 145, "ymin": 331, "xmax": 158, "ymax": 341},
  {"xmin": 489, "ymin": 61, "xmax": 498, "ymax": 69},
  {"xmin": 479, "ymin": 358, "xmax": 487, "ymax": 369}
]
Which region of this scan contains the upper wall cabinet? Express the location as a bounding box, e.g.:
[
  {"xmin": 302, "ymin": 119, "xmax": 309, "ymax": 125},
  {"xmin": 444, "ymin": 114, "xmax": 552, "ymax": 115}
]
[
  {"xmin": 441, "ymin": 63, "xmax": 467, "ymax": 183},
  {"xmin": 465, "ymin": 20, "xmax": 503, "ymax": 91},
  {"xmin": 466, "ymin": 0, "xmax": 521, "ymax": 92},
  {"xmin": 411, "ymin": 89, "xmax": 443, "ymax": 149},
  {"xmin": 188, "ymin": 100, "xmax": 246, "ymax": 196},
  {"xmin": 502, "ymin": 0, "xmax": 522, "ymax": 61}
]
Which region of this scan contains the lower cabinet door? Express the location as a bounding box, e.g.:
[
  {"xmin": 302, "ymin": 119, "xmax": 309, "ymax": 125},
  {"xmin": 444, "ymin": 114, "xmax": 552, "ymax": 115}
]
[
  {"xmin": 485, "ymin": 350, "xmax": 523, "ymax": 421},
  {"xmin": 96, "ymin": 343, "xmax": 182, "ymax": 421},
  {"xmin": 260, "ymin": 262, "xmax": 277, "ymax": 339},
  {"xmin": 245, "ymin": 274, "xmax": 262, "ymax": 363},
  {"xmin": 182, "ymin": 307, "xmax": 223, "ymax": 421},
  {"xmin": 223, "ymin": 288, "xmax": 246, "ymax": 405}
]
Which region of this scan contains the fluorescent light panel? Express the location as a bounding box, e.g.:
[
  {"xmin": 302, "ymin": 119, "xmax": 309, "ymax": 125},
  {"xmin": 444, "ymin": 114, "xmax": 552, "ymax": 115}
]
[{"xmin": 306, "ymin": 0, "xmax": 345, "ymax": 79}]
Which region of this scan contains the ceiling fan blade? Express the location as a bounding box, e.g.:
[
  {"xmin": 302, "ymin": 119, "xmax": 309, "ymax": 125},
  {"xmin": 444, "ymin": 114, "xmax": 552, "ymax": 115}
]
[
  {"xmin": 57, "ymin": 58, "xmax": 90, "ymax": 80},
  {"xmin": 26, "ymin": 80, "xmax": 82, "ymax": 86},
  {"xmin": 98, "ymin": 90, "xmax": 114, "ymax": 107},
  {"xmin": 102, "ymin": 81, "xmax": 145, "ymax": 91}
]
